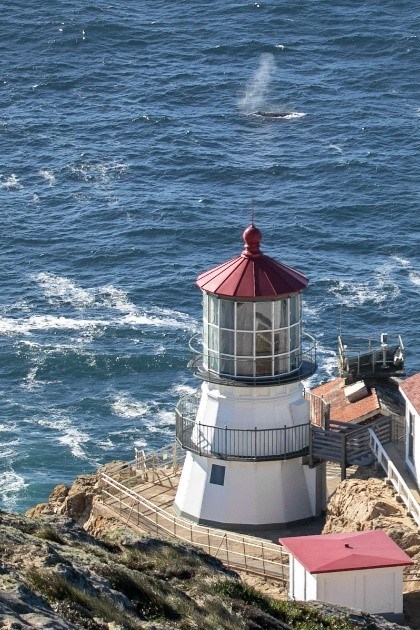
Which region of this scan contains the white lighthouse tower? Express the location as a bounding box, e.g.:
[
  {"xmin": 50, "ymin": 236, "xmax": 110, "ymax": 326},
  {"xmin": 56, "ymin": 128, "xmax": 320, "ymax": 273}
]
[{"xmin": 174, "ymin": 224, "xmax": 323, "ymax": 530}]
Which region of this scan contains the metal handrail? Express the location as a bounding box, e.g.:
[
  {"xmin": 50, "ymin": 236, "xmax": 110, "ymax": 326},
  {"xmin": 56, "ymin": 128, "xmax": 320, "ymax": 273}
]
[
  {"xmin": 175, "ymin": 413, "xmax": 309, "ymax": 461},
  {"xmin": 100, "ymin": 471, "xmax": 288, "ymax": 583},
  {"xmin": 369, "ymin": 429, "xmax": 420, "ymax": 527}
]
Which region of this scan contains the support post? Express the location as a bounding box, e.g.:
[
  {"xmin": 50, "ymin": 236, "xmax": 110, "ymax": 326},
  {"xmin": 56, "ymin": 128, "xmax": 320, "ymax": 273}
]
[{"xmin": 341, "ymin": 432, "xmax": 347, "ymax": 481}]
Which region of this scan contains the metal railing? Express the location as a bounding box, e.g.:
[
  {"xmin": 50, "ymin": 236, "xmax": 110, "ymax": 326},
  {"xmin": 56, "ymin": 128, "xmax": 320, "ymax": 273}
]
[
  {"xmin": 175, "ymin": 414, "xmax": 309, "ymax": 461},
  {"xmin": 188, "ymin": 332, "xmax": 317, "ymax": 386},
  {"xmin": 369, "ymin": 429, "xmax": 420, "ymax": 527},
  {"xmin": 304, "ymin": 390, "xmax": 330, "ymax": 428},
  {"xmin": 338, "ymin": 333, "xmax": 404, "ymax": 378},
  {"xmin": 100, "ymin": 469, "xmax": 288, "ymax": 584}
]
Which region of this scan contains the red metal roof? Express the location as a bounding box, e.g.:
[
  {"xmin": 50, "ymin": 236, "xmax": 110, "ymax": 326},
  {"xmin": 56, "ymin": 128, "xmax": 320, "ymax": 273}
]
[
  {"xmin": 400, "ymin": 373, "xmax": 420, "ymax": 415},
  {"xmin": 196, "ymin": 224, "xmax": 308, "ymax": 298},
  {"xmin": 279, "ymin": 530, "xmax": 413, "ymax": 574}
]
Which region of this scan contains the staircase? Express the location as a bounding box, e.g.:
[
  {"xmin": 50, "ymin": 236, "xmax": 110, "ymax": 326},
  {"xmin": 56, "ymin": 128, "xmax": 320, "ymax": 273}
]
[{"xmin": 309, "ymin": 416, "xmax": 394, "ymax": 480}]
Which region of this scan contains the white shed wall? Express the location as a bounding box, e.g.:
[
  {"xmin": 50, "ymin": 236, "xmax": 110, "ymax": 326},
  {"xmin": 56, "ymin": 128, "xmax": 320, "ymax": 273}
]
[{"xmin": 292, "ymin": 565, "xmax": 404, "ymax": 615}]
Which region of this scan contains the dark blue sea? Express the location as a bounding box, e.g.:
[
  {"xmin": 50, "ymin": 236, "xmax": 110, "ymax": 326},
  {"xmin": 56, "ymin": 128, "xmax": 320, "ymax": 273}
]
[{"xmin": 1, "ymin": 1, "xmax": 419, "ymax": 513}]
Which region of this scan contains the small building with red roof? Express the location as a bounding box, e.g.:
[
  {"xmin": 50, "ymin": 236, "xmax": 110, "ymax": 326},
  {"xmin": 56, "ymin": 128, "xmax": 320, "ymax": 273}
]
[
  {"xmin": 280, "ymin": 530, "xmax": 413, "ymax": 619},
  {"xmin": 400, "ymin": 373, "xmax": 420, "ymax": 486}
]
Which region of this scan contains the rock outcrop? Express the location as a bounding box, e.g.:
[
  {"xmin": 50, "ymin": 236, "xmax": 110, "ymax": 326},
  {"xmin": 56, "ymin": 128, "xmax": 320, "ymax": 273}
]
[{"xmin": 324, "ymin": 473, "xmax": 420, "ymax": 628}]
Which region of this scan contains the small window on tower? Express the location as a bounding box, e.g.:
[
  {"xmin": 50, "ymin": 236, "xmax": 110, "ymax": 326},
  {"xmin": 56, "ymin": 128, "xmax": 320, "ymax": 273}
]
[{"xmin": 210, "ymin": 464, "xmax": 226, "ymax": 486}]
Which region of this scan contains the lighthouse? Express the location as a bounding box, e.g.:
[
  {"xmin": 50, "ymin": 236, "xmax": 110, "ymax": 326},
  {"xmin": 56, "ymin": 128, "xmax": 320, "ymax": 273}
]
[{"xmin": 174, "ymin": 224, "xmax": 324, "ymax": 530}]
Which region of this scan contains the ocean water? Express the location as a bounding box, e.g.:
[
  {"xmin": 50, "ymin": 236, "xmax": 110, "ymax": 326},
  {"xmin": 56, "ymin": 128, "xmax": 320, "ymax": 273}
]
[{"xmin": 1, "ymin": 1, "xmax": 419, "ymax": 513}]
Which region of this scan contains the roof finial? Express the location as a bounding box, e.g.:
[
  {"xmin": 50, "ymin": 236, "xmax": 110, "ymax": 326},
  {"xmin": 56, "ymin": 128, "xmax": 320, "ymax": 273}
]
[{"xmin": 242, "ymin": 222, "xmax": 262, "ymax": 258}]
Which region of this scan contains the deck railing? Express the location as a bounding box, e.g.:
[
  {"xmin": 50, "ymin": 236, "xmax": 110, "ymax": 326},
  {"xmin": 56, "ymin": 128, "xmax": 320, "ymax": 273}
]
[
  {"xmin": 100, "ymin": 469, "xmax": 288, "ymax": 584},
  {"xmin": 304, "ymin": 390, "xmax": 330, "ymax": 428},
  {"xmin": 369, "ymin": 428, "xmax": 420, "ymax": 527},
  {"xmin": 176, "ymin": 415, "xmax": 309, "ymax": 461},
  {"xmin": 338, "ymin": 333, "xmax": 404, "ymax": 378}
]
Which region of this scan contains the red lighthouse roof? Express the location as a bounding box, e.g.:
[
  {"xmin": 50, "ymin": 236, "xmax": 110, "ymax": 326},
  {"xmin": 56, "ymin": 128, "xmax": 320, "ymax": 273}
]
[{"xmin": 196, "ymin": 224, "xmax": 308, "ymax": 299}]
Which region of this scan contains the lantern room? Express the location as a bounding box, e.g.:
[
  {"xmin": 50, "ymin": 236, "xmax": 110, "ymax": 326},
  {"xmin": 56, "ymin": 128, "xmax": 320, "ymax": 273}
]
[{"xmin": 194, "ymin": 224, "xmax": 316, "ymax": 383}]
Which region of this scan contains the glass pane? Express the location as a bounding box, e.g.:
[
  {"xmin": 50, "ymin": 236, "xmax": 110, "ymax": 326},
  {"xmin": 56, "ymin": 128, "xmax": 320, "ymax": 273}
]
[
  {"xmin": 274, "ymin": 299, "xmax": 288, "ymax": 328},
  {"xmin": 290, "ymin": 350, "xmax": 300, "ymax": 370},
  {"xmin": 256, "ymin": 332, "xmax": 272, "ymax": 356},
  {"xmin": 290, "ymin": 295, "xmax": 300, "ymax": 325},
  {"xmin": 220, "ymin": 329, "xmax": 234, "ymax": 355},
  {"xmin": 220, "ymin": 356, "xmax": 234, "ymax": 375},
  {"xmin": 237, "ymin": 358, "xmax": 254, "ymax": 377},
  {"xmin": 290, "ymin": 324, "xmax": 300, "ymax": 350},
  {"xmin": 256, "ymin": 358, "xmax": 272, "ymax": 377},
  {"xmin": 203, "ymin": 323, "xmax": 208, "ymax": 348},
  {"xmin": 209, "ymin": 353, "xmax": 219, "ymax": 372},
  {"xmin": 220, "ymin": 300, "xmax": 235, "ymax": 329},
  {"xmin": 236, "ymin": 332, "xmax": 253, "ymax": 356},
  {"xmin": 274, "ymin": 330, "xmax": 288, "ymax": 355},
  {"xmin": 255, "ymin": 301, "xmax": 272, "ymax": 331},
  {"xmin": 208, "ymin": 295, "xmax": 219, "ymax": 326},
  {"xmin": 208, "ymin": 325, "xmax": 219, "ymax": 353},
  {"xmin": 276, "ymin": 355, "xmax": 290, "ymax": 374},
  {"xmin": 236, "ymin": 302, "xmax": 254, "ymax": 331}
]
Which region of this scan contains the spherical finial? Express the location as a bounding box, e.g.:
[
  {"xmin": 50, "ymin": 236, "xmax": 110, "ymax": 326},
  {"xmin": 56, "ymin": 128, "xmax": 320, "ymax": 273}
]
[{"xmin": 242, "ymin": 224, "xmax": 262, "ymax": 257}]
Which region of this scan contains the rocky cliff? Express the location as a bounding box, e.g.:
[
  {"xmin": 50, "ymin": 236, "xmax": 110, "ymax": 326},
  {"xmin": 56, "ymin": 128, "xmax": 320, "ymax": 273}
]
[{"xmin": 0, "ymin": 463, "xmax": 413, "ymax": 629}]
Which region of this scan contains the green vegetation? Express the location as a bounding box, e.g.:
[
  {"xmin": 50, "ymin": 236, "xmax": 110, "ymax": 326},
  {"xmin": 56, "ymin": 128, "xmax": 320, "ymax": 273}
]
[
  {"xmin": 213, "ymin": 579, "xmax": 355, "ymax": 630},
  {"xmin": 36, "ymin": 525, "xmax": 65, "ymax": 544},
  {"xmin": 26, "ymin": 568, "xmax": 139, "ymax": 629}
]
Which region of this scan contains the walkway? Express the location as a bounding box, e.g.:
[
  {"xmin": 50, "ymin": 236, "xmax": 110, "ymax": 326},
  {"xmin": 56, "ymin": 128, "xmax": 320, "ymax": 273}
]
[{"xmin": 98, "ymin": 449, "xmax": 289, "ymax": 584}]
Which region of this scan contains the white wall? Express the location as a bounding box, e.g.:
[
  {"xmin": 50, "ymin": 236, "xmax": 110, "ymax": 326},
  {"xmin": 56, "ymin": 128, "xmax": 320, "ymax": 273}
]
[
  {"xmin": 196, "ymin": 381, "xmax": 307, "ymax": 431},
  {"xmin": 174, "ymin": 454, "xmax": 320, "ymax": 526},
  {"xmin": 404, "ymin": 396, "xmax": 420, "ymax": 487},
  {"xmin": 291, "ymin": 564, "xmax": 404, "ymax": 615}
]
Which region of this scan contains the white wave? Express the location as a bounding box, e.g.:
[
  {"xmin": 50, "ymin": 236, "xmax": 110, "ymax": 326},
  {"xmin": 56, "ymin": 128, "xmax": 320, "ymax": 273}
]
[
  {"xmin": 120, "ymin": 309, "xmax": 198, "ymax": 331},
  {"xmin": 144, "ymin": 410, "xmax": 175, "ymax": 433},
  {"xmin": 0, "ymin": 314, "xmax": 105, "ymax": 335},
  {"xmin": 275, "ymin": 44, "xmax": 284, "ymax": 49},
  {"xmin": 133, "ymin": 438, "xmax": 147, "ymax": 449},
  {"xmin": 58, "ymin": 426, "xmax": 91, "ymax": 460},
  {"xmin": 328, "ymin": 262, "xmax": 401, "ymax": 307},
  {"xmin": 391, "ymin": 255, "xmax": 411, "ymax": 268},
  {"xmin": 0, "ymin": 174, "xmax": 22, "ymax": 190},
  {"xmin": 282, "ymin": 112, "xmax": 306, "ymax": 119},
  {"xmin": 39, "ymin": 169, "xmax": 56, "ymax": 185},
  {"xmin": 21, "ymin": 366, "xmax": 41, "ymax": 391},
  {"xmin": 36, "ymin": 415, "xmax": 93, "ymax": 461},
  {"xmin": 34, "ymin": 272, "xmax": 96, "ymax": 309},
  {"xmin": 329, "ymin": 143, "xmax": 343, "ymax": 153},
  {"xmin": 95, "ymin": 284, "xmax": 137, "ymax": 315},
  {"xmin": 32, "ymin": 272, "xmax": 198, "ymax": 331},
  {"xmin": 111, "ymin": 394, "xmax": 150, "ymax": 419},
  {"xmin": 69, "ymin": 159, "xmax": 127, "ymax": 184},
  {"xmin": 409, "ymin": 271, "xmax": 420, "ymax": 287},
  {"xmin": 0, "ymin": 470, "xmax": 27, "ymax": 510},
  {"xmin": 170, "ymin": 383, "xmax": 197, "ymax": 397}
]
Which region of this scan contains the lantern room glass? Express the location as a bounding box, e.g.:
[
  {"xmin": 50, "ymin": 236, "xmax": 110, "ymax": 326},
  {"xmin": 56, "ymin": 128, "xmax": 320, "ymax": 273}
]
[{"xmin": 203, "ymin": 294, "xmax": 302, "ymax": 379}]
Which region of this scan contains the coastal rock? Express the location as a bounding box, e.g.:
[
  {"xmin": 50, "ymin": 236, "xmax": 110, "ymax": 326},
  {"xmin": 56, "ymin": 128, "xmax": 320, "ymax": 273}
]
[
  {"xmin": 25, "ymin": 461, "xmax": 127, "ymax": 528},
  {"xmin": 323, "ymin": 478, "xmax": 413, "ymax": 533}
]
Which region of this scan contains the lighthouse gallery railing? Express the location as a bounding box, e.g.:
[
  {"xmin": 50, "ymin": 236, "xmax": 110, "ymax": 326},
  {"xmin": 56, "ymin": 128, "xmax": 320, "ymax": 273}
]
[{"xmin": 175, "ymin": 394, "xmax": 309, "ymax": 461}]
